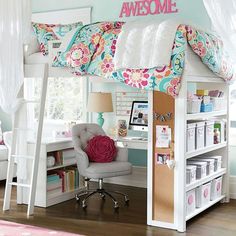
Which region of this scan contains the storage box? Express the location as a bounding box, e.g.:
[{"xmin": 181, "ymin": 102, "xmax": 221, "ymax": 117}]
[
  {"xmin": 203, "ymin": 155, "xmax": 222, "ymax": 172},
  {"xmin": 211, "ymin": 177, "xmax": 223, "ymax": 200},
  {"xmin": 186, "ymin": 123, "xmax": 196, "ymax": 152},
  {"xmin": 211, "ymin": 97, "xmax": 226, "ymax": 111},
  {"xmin": 196, "ymin": 122, "xmax": 205, "ymax": 149},
  {"xmin": 190, "ymin": 158, "xmax": 215, "ymax": 175},
  {"xmin": 187, "ymin": 99, "xmax": 201, "ymax": 114},
  {"xmin": 205, "ymin": 121, "xmax": 214, "ymax": 146},
  {"xmin": 186, "ymin": 165, "xmax": 197, "ymax": 185},
  {"xmin": 196, "ymin": 182, "xmax": 211, "ymax": 208},
  {"xmin": 187, "ymin": 161, "xmax": 207, "ymax": 179},
  {"xmin": 200, "ymin": 103, "xmax": 213, "ymax": 112},
  {"xmin": 186, "ymin": 189, "xmax": 196, "ymax": 215}
]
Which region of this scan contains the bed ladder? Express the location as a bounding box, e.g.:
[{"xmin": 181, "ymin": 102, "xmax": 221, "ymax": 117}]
[{"xmin": 3, "ymin": 64, "xmax": 49, "ymax": 216}]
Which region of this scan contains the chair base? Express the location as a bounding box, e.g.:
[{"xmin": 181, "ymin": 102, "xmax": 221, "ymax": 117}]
[{"xmin": 75, "ymin": 179, "xmax": 129, "ymax": 209}]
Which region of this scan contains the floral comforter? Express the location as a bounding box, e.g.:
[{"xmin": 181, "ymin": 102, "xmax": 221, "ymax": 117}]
[{"xmin": 53, "ymin": 22, "xmax": 235, "ymax": 97}]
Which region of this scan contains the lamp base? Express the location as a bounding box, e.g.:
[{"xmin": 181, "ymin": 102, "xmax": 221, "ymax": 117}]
[{"xmin": 97, "ymin": 112, "xmax": 104, "ymax": 127}]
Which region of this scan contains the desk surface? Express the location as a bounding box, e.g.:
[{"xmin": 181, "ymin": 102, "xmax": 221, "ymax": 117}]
[{"xmin": 115, "ymin": 136, "xmax": 148, "ymax": 150}]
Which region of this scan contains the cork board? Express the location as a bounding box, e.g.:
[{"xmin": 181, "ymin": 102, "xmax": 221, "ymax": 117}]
[{"xmin": 152, "ymin": 91, "xmax": 175, "ymax": 223}]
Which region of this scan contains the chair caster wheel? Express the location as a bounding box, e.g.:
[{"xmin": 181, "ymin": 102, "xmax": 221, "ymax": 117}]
[
  {"xmin": 124, "ymin": 196, "xmax": 129, "ymax": 203},
  {"xmin": 114, "ymin": 201, "xmax": 119, "ymax": 209},
  {"xmin": 82, "ymin": 200, "xmax": 87, "ymax": 209},
  {"xmin": 75, "ymin": 195, "xmax": 80, "ymax": 202},
  {"xmin": 101, "ymin": 194, "xmax": 105, "ymax": 200}
]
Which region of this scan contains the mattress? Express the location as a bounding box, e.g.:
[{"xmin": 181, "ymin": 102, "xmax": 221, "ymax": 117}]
[
  {"xmin": 24, "ymin": 45, "xmax": 216, "ymax": 78},
  {"xmin": 25, "ymin": 52, "xmax": 49, "ymax": 65}
]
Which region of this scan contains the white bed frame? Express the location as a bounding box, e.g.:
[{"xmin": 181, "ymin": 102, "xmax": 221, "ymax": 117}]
[{"xmin": 22, "ymin": 7, "xmax": 230, "ymax": 232}]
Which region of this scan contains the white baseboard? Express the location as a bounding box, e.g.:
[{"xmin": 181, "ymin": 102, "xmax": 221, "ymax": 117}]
[
  {"xmin": 230, "ymin": 175, "xmax": 236, "ymax": 199},
  {"xmin": 104, "ymin": 166, "xmax": 147, "ymax": 188}
]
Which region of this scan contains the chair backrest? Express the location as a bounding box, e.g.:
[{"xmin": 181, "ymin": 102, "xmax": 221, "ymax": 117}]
[{"xmin": 72, "ymin": 123, "xmax": 106, "ymax": 152}]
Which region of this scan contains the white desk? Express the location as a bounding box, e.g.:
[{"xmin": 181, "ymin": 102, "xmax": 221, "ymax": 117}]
[{"xmin": 115, "ymin": 137, "xmax": 148, "ymax": 150}]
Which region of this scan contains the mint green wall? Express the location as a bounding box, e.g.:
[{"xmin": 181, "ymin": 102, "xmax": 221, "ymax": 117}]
[{"xmin": 32, "ymin": 0, "xmax": 211, "ymax": 29}]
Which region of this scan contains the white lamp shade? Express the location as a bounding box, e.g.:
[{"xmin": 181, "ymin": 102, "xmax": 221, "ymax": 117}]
[{"xmin": 87, "ymin": 92, "xmax": 113, "ymax": 112}]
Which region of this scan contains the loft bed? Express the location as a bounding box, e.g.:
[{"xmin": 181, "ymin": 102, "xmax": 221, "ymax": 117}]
[
  {"xmin": 24, "ymin": 8, "xmax": 234, "ymax": 86},
  {"xmin": 21, "ymin": 7, "xmax": 234, "ymax": 232}
]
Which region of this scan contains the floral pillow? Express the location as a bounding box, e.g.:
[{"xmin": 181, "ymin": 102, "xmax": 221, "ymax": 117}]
[
  {"xmin": 85, "ymin": 135, "xmax": 117, "ymax": 163},
  {"xmin": 32, "ymin": 22, "xmax": 83, "ymax": 56}
]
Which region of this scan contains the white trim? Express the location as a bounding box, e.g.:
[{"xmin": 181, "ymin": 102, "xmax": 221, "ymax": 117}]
[
  {"xmin": 32, "ymin": 7, "xmax": 91, "ymax": 25},
  {"xmin": 103, "ymin": 166, "xmax": 147, "ymax": 188},
  {"xmin": 230, "ymin": 175, "xmax": 236, "ymax": 199}
]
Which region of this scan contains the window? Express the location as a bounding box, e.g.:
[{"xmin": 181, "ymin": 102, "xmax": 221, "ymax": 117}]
[{"xmin": 25, "ymin": 77, "xmax": 87, "ymax": 127}]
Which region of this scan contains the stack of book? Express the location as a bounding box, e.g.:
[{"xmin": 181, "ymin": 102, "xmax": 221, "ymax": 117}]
[
  {"xmin": 47, "ymin": 174, "xmax": 62, "ymax": 197},
  {"xmin": 52, "ymin": 166, "xmax": 79, "ymax": 193},
  {"xmin": 62, "ymin": 149, "xmax": 76, "ymax": 166}
]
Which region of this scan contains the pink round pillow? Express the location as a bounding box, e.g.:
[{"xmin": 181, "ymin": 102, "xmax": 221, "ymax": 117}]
[{"xmin": 85, "ymin": 135, "xmax": 117, "ymax": 163}]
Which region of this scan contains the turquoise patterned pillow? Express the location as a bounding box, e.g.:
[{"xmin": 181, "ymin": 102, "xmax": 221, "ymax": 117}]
[{"xmin": 32, "ymin": 22, "xmax": 83, "ymax": 56}]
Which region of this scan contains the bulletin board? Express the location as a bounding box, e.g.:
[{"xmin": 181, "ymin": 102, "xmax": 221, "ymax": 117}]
[
  {"xmin": 152, "ymin": 91, "xmax": 175, "ymax": 223},
  {"xmin": 116, "ymin": 91, "xmax": 148, "ymax": 116}
]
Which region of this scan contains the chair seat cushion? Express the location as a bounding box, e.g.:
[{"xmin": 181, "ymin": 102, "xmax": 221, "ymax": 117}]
[
  {"xmin": 85, "ymin": 161, "xmax": 132, "ymax": 179},
  {"xmin": 85, "ymin": 135, "xmax": 117, "ymax": 163}
]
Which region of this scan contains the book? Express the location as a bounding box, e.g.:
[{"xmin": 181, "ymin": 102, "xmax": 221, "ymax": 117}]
[
  {"xmin": 62, "ymin": 149, "xmax": 75, "ymax": 159},
  {"xmin": 54, "ymin": 170, "xmax": 66, "ymax": 192},
  {"xmin": 47, "ymin": 179, "xmax": 62, "ymax": 191},
  {"xmin": 47, "ymin": 174, "xmax": 60, "ymax": 183}
]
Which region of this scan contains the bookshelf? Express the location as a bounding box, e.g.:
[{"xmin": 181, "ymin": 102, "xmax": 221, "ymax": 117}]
[{"xmin": 20, "ymin": 138, "xmax": 83, "ymax": 207}]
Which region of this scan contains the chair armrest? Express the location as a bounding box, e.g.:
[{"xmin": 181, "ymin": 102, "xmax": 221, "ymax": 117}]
[
  {"xmin": 115, "ymin": 147, "xmax": 128, "ymax": 162},
  {"xmin": 75, "ymin": 148, "xmax": 89, "ymax": 176}
]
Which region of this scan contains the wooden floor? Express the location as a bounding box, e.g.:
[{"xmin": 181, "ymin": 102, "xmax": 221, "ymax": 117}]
[{"xmin": 0, "ymin": 181, "xmax": 236, "ymax": 236}]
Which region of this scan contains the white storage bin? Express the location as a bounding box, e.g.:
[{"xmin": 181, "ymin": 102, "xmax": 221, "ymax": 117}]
[
  {"xmin": 211, "ymin": 177, "xmax": 223, "ymax": 200},
  {"xmin": 187, "ymin": 99, "xmax": 201, "ymax": 114},
  {"xmin": 196, "ymin": 122, "xmax": 205, "ymax": 149},
  {"xmin": 205, "ymin": 121, "xmax": 214, "ymax": 146},
  {"xmin": 186, "ymin": 123, "xmax": 196, "ymax": 152},
  {"xmin": 190, "ymin": 158, "xmax": 215, "ymax": 175},
  {"xmin": 187, "ymin": 161, "xmax": 207, "ymax": 179},
  {"xmin": 186, "ymin": 189, "xmax": 196, "ymax": 215},
  {"xmin": 211, "ymin": 97, "xmax": 226, "ymax": 111},
  {"xmin": 203, "ymin": 155, "xmax": 222, "ymax": 172},
  {"xmin": 196, "ymin": 182, "xmax": 211, "ymax": 208},
  {"xmin": 186, "ymin": 165, "xmax": 197, "ymax": 185}
]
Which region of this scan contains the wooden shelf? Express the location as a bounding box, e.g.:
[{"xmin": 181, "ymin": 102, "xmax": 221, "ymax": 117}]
[
  {"xmin": 186, "ymin": 110, "xmax": 227, "ymax": 120},
  {"xmin": 186, "ymin": 142, "xmax": 227, "ymax": 159},
  {"xmin": 186, "ymin": 168, "xmax": 226, "ymax": 192},
  {"xmin": 186, "ymin": 195, "xmax": 225, "ymax": 221}
]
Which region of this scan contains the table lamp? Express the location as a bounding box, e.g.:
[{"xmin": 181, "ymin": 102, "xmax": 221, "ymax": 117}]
[{"xmin": 87, "ymin": 92, "xmax": 113, "ymax": 127}]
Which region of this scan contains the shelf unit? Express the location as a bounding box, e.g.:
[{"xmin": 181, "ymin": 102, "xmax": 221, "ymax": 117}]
[
  {"xmin": 147, "ymin": 75, "xmax": 229, "ymax": 232},
  {"xmin": 19, "ymin": 138, "xmax": 84, "ymax": 207},
  {"xmin": 186, "ymin": 195, "xmax": 225, "ymax": 221}
]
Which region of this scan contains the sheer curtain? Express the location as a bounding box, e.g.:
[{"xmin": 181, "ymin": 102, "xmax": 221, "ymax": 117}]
[
  {"xmin": 0, "ymin": 0, "xmax": 31, "ymax": 114},
  {"xmin": 203, "ymin": 0, "xmax": 236, "ymax": 63}
]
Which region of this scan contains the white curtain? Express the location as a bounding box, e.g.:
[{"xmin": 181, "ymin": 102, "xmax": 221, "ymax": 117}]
[
  {"xmin": 0, "ymin": 0, "xmax": 31, "ymax": 114},
  {"xmin": 203, "ymin": 0, "xmax": 236, "ymax": 64}
]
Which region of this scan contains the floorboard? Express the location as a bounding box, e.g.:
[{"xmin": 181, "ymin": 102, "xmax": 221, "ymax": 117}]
[{"xmin": 0, "ymin": 181, "xmax": 235, "ymax": 236}]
